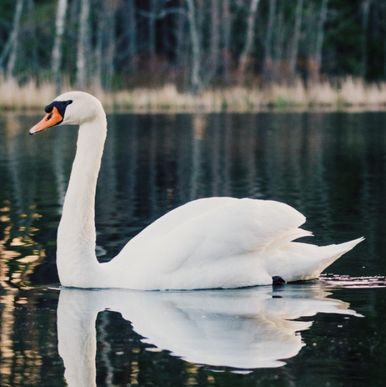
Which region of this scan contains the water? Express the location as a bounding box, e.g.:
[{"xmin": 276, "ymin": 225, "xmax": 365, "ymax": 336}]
[{"xmin": 1, "ymin": 112, "xmax": 386, "ymax": 386}]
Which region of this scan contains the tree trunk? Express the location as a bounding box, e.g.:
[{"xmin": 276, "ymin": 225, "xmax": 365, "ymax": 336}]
[
  {"xmin": 52, "ymin": 0, "xmax": 68, "ymax": 94},
  {"xmin": 221, "ymin": 0, "xmax": 232, "ymax": 83},
  {"xmin": 76, "ymin": 0, "xmax": 91, "ymax": 89},
  {"xmin": 95, "ymin": 0, "xmax": 117, "ymax": 90},
  {"xmin": 381, "ymin": 2, "xmax": 386, "ymax": 79},
  {"xmin": 174, "ymin": 5, "xmax": 189, "ymax": 85},
  {"xmin": 288, "ymin": 0, "xmax": 303, "ymax": 81},
  {"xmin": 5, "ymin": 0, "xmax": 24, "ymax": 79},
  {"xmin": 309, "ymin": 0, "xmax": 328, "ymax": 83},
  {"xmin": 315, "ymin": 0, "xmax": 328, "ymax": 67},
  {"xmin": 272, "ymin": 2, "xmax": 285, "ymax": 82},
  {"xmin": 148, "ymin": 0, "xmax": 156, "ymax": 70},
  {"xmin": 127, "ymin": 0, "xmax": 137, "ymax": 73},
  {"xmin": 237, "ymin": 0, "xmax": 260, "ymax": 84},
  {"xmin": 104, "ymin": 2, "xmax": 116, "ymax": 89},
  {"xmin": 26, "ymin": 0, "xmax": 38, "ymax": 77},
  {"xmin": 206, "ymin": 0, "xmax": 220, "ymax": 84},
  {"xmin": 95, "ymin": 4, "xmax": 103, "ymax": 89},
  {"xmin": 186, "ymin": 0, "xmax": 202, "ymax": 92},
  {"xmin": 262, "ymin": 0, "xmax": 276, "ymax": 83},
  {"xmin": 360, "ymin": 0, "xmax": 371, "ymax": 78}
]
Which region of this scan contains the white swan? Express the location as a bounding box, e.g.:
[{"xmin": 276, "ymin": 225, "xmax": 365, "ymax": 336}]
[
  {"xmin": 57, "ymin": 285, "xmax": 360, "ymax": 385},
  {"xmin": 29, "ymin": 91, "xmax": 364, "ymax": 289}
]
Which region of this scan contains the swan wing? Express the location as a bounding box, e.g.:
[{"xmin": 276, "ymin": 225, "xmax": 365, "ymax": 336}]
[{"xmin": 116, "ymin": 197, "xmax": 307, "ymax": 271}]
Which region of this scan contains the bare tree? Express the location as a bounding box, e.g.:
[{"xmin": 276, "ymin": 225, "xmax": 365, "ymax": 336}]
[
  {"xmin": 95, "ymin": 4, "xmax": 103, "ymax": 89},
  {"xmin": 5, "ymin": 0, "xmax": 24, "ymax": 79},
  {"xmin": 105, "ymin": 2, "xmax": 117, "ymax": 89},
  {"xmin": 315, "ymin": 0, "xmax": 328, "ymax": 75},
  {"xmin": 26, "ymin": 0, "xmax": 38, "ymax": 77},
  {"xmin": 204, "ymin": 0, "xmax": 220, "ymax": 85},
  {"xmin": 237, "ymin": 0, "xmax": 260, "ymax": 83},
  {"xmin": 288, "ymin": 0, "xmax": 303, "ymax": 81},
  {"xmin": 76, "ymin": 0, "xmax": 91, "ymax": 89},
  {"xmin": 126, "ymin": 0, "xmax": 137, "ymax": 73},
  {"xmin": 95, "ymin": 0, "xmax": 118, "ymax": 89},
  {"xmin": 221, "ymin": 0, "xmax": 232, "ymax": 83},
  {"xmin": 148, "ymin": 0, "xmax": 156, "ymax": 70},
  {"xmin": 186, "ymin": 0, "xmax": 202, "ymax": 92},
  {"xmin": 175, "ymin": 5, "xmax": 187, "ymax": 80},
  {"xmin": 262, "ymin": 0, "xmax": 276, "ymax": 83},
  {"xmin": 272, "ymin": 2, "xmax": 285, "ymax": 82},
  {"xmin": 52, "ymin": 0, "xmax": 68, "ymax": 94},
  {"xmin": 360, "ymin": 0, "xmax": 371, "ymax": 77},
  {"xmin": 308, "ymin": 0, "xmax": 328, "ymax": 83}
]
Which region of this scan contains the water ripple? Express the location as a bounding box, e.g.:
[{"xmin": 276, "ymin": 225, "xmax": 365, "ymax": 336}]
[{"xmin": 320, "ymin": 274, "xmax": 386, "ymax": 288}]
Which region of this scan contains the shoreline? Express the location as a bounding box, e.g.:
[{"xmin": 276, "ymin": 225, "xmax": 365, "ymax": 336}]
[{"xmin": 1, "ymin": 78, "xmax": 386, "ymax": 113}]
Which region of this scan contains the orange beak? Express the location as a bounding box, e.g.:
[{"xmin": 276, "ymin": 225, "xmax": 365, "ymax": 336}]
[{"xmin": 29, "ymin": 106, "xmax": 63, "ymax": 135}]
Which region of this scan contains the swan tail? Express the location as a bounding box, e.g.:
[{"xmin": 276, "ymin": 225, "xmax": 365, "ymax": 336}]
[
  {"xmin": 313, "ymin": 236, "xmax": 365, "ymax": 274},
  {"xmin": 272, "ymin": 237, "xmax": 364, "ymax": 283}
]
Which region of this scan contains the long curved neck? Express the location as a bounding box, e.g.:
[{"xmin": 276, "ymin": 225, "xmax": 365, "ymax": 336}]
[{"xmin": 57, "ymin": 112, "xmax": 107, "ymax": 287}]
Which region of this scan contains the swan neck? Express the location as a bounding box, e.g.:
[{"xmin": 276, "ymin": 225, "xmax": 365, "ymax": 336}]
[{"xmin": 57, "ymin": 113, "xmax": 107, "ymax": 287}]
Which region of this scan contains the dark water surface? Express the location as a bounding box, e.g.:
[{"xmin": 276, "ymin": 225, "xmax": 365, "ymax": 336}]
[{"xmin": 1, "ymin": 112, "xmax": 386, "ymax": 386}]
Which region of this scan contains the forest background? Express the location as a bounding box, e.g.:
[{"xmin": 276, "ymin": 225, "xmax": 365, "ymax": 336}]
[{"xmin": 0, "ymin": 0, "xmax": 385, "ymax": 111}]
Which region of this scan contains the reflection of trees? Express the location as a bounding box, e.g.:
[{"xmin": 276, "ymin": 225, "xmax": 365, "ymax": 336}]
[
  {"xmin": 113, "ymin": 112, "xmax": 375, "ymax": 276},
  {"xmin": 0, "ymin": 288, "xmax": 61, "ymax": 386},
  {"xmin": 1, "ymin": 111, "xmax": 386, "ymax": 385},
  {"xmin": 0, "ymin": 114, "xmax": 45, "ymax": 288},
  {"xmin": 0, "ymin": 114, "xmax": 48, "ymax": 386},
  {"xmin": 1, "ymin": 112, "xmax": 384, "ymax": 284}
]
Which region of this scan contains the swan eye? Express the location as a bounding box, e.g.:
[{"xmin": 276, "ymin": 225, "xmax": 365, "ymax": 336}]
[
  {"xmin": 44, "ymin": 103, "xmax": 53, "ymax": 113},
  {"xmin": 44, "ymin": 100, "xmax": 73, "ymax": 117}
]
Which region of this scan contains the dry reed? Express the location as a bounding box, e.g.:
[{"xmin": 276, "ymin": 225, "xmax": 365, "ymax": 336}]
[{"xmin": 1, "ymin": 77, "xmax": 386, "ymax": 112}]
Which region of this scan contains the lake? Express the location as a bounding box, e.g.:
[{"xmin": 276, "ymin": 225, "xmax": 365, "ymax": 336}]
[{"xmin": 1, "ymin": 111, "xmax": 386, "ymax": 386}]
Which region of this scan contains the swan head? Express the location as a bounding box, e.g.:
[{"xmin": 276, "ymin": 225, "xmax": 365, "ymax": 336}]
[{"xmin": 29, "ymin": 91, "xmax": 104, "ymax": 135}]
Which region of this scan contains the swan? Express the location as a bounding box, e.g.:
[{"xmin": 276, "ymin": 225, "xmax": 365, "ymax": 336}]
[
  {"xmin": 58, "ymin": 285, "xmax": 360, "ymax": 385},
  {"xmin": 29, "ymin": 91, "xmax": 364, "ymax": 289}
]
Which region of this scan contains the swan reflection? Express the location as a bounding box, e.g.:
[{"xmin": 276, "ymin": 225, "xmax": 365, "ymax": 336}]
[{"xmin": 57, "ymin": 285, "xmax": 360, "ymax": 385}]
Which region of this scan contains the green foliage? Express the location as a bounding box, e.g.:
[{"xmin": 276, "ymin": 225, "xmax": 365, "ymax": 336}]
[{"xmin": 272, "ymin": 97, "xmax": 297, "ymax": 110}]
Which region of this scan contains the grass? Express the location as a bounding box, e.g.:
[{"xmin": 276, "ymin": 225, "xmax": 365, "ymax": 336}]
[{"xmin": 1, "ymin": 77, "xmax": 386, "ymax": 112}]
